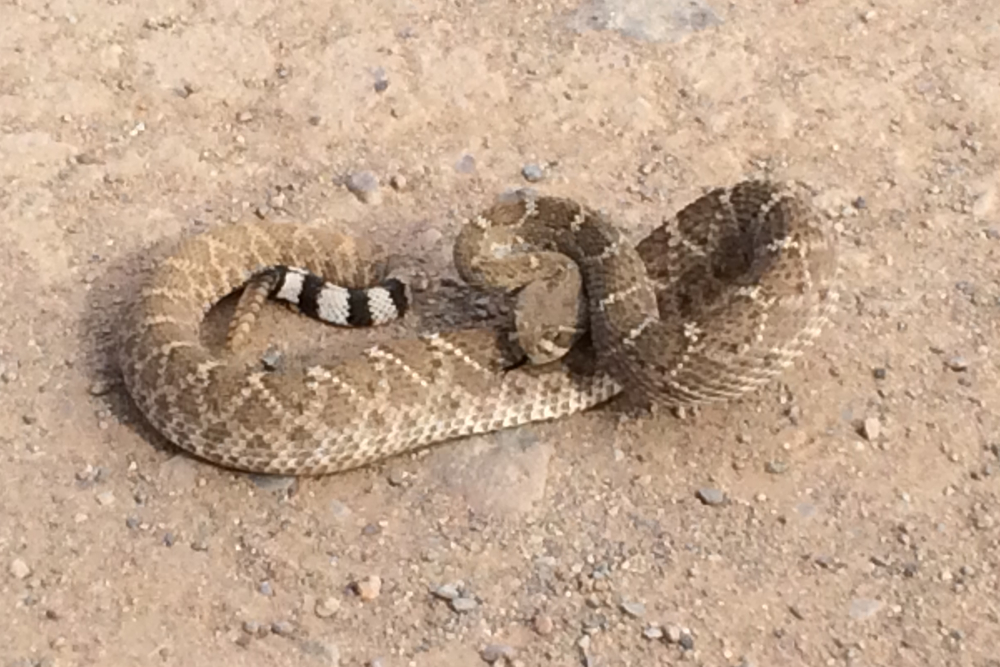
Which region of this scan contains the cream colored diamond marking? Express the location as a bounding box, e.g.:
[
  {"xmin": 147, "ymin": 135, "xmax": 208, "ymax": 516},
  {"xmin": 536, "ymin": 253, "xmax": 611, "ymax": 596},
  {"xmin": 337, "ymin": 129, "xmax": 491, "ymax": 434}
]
[
  {"xmin": 422, "ymin": 333, "xmax": 491, "ymax": 376},
  {"xmin": 366, "ymin": 345, "xmax": 429, "ymax": 388}
]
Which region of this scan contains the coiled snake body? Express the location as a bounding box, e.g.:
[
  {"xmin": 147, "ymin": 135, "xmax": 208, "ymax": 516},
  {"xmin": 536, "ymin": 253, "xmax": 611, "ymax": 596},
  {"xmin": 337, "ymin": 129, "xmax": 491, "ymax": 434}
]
[{"xmin": 119, "ymin": 180, "xmax": 838, "ymax": 475}]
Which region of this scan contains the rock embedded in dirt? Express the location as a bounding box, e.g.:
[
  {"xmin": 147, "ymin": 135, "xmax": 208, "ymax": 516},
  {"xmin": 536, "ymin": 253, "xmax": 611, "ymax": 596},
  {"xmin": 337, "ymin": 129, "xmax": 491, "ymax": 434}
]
[
  {"xmin": 355, "ymin": 575, "xmax": 382, "ymax": 601},
  {"xmin": 271, "ymin": 620, "xmax": 295, "ymax": 636},
  {"xmin": 455, "ymin": 154, "xmax": 476, "ymax": 173},
  {"xmin": 620, "ymin": 601, "xmax": 645, "ymax": 617},
  {"xmin": 9, "ymin": 558, "xmax": 31, "ymax": 579},
  {"xmin": 765, "ymin": 460, "xmax": 788, "ymax": 474},
  {"xmin": 345, "ymin": 171, "xmax": 382, "ymax": 204},
  {"xmin": 849, "ymin": 597, "xmax": 883, "ymax": 620},
  {"xmin": 946, "ymin": 356, "xmax": 968, "ymax": 371},
  {"xmin": 696, "ymin": 487, "xmax": 726, "ymax": 506},
  {"xmin": 533, "ymin": 613, "xmax": 554, "ymax": 635},
  {"xmin": 433, "ymin": 583, "xmax": 461, "ymax": 600},
  {"xmin": 450, "ymin": 596, "xmax": 478, "ymax": 612},
  {"xmin": 861, "ymin": 417, "xmax": 881, "ymax": 441},
  {"xmin": 480, "ymin": 643, "xmax": 517, "ymax": 663},
  {"xmin": 315, "ymin": 597, "xmax": 341, "ymax": 618},
  {"xmin": 521, "ymin": 163, "xmax": 544, "ymax": 182}
]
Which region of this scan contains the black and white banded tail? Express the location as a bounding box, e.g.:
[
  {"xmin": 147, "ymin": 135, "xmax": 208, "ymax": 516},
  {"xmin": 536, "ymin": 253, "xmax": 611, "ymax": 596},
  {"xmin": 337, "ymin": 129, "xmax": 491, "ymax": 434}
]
[{"xmin": 265, "ymin": 265, "xmax": 408, "ymax": 327}]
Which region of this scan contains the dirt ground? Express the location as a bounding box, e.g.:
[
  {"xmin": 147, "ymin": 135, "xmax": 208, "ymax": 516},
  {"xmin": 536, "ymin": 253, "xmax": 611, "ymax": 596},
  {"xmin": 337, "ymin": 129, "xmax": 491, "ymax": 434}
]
[{"xmin": 3, "ymin": 0, "xmax": 1000, "ymax": 665}]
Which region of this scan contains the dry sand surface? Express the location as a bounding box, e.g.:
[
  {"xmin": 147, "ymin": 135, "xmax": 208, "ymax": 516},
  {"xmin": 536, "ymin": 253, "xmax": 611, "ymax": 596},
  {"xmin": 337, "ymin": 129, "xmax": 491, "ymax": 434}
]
[{"xmin": 3, "ymin": 0, "xmax": 1000, "ymax": 665}]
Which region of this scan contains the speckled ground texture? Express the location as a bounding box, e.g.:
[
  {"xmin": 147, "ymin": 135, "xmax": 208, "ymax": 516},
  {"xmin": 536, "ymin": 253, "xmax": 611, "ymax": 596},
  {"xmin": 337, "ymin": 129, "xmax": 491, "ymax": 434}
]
[{"xmin": 2, "ymin": 1, "xmax": 1000, "ymax": 666}]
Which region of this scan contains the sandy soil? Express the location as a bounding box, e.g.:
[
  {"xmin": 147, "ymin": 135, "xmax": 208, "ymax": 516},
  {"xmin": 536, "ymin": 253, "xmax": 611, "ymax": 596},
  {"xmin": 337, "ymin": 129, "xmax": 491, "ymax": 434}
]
[{"xmin": 3, "ymin": 0, "xmax": 1000, "ymax": 665}]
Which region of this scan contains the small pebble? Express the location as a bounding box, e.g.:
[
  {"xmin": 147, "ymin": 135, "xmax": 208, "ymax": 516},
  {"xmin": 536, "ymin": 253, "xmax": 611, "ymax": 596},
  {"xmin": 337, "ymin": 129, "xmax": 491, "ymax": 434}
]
[
  {"xmin": 450, "ymin": 596, "xmax": 478, "ymax": 613},
  {"xmin": 271, "ymin": 620, "xmax": 295, "ymax": 636},
  {"xmin": 946, "ymin": 356, "xmax": 968, "ymax": 371},
  {"xmin": 315, "ymin": 597, "xmax": 341, "ymax": 618},
  {"xmin": 849, "ymin": 597, "xmax": 883, "ymax": 620},
  {"xmin": 480, "ymin": 644, "xmax": 516, "ymax": 663},
  {"xmin": 765, "ymin": 460, "xmax": 788, "ymax": 474},
  {"xmin": 433, "ymin": 583, "xmax": 461, "ymax": 600},
  {"xmin": 696, "ymin": 487, "xmax": 726, "ymax": 506},
  {"xmin": 643, "ymin": 625, "xmax": 663, "ymax": 639},
  {"xmin": 873, "ymin": 367, "xmax": 887, "ymax": 379},
  {"xmin": 861, "ymin": 417, "xmax": 881, "ymax": 441},
  {"xmin": 329, "ymin": 500, "xmax": 353, "ymax": 520},
  {"xmin": 300, "ymin": 640, "xmax": 341, "ymax": 664},
  {"xmin": 345, "ymin": 171, "xmax": 382, "ymax": 205},
  {"xmin": 96, "ymin": 490, "xmax": 116, "ymax": 506},
  {"xmin": 387, "ymin": 469, "xmax": 408, "ymax": 487},
  {"xmin": 665, "ymin": 625, "xmax": 683, "ymax": 643},
  {"xmin": 355, "ymin": 575, "xmax": 382, "ymax": 601},
  {"xmin": 259, "ymin": 581, "xmax": 274, "ymax": 596},
  {"xmin": 88, "ymin": 380, "xmax": 112, "ymax": 395},
  {"xmin": 75, "ymin": 465, "xmax": 103, "ymax": 484},
  {"xmin": 455, "ymin": 154, "xmax": 476, "ymax": 174},
  {"xmin": 190, "ymin": 539, "xmax": 208, "ymax": 552},
  {"xmin": 9, "ymin": 558, "xmax": 31, "ymax": 580},
  {"xmin": 521, "ymin": 163, "xmax": 544, "ymax": 182},
  {"xmin": 236, "ymin": 110, "xmax": 254, "ymax": 123},
  {"xmin": 261, "ymin": 347, "xmax": 283, "ymax": 371},
  {"xmin": 679, "ymin": 634, "xmax": 695, "ymax": 650},
  {"xmin": 162, "ymin": 532, "xmax": 176, "ymax": 547},
  {"xmin": 389, "ymin": 174, "xmax": 407, "ymax": 191},
  {"xmin": 620, "ymin": 601, "xmax": 645, "ymax": 618},
  {"xmin": 248, "ymin": 474, "xmax": 297, "ymax": 495},
  {"xmin": 533, "ymin": 613, "xmax": 554, "ymax": 635}
]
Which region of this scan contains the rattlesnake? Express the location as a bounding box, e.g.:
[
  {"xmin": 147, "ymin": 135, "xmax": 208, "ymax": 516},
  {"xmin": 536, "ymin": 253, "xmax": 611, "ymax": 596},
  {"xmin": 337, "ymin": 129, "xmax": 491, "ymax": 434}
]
[{"xmin": 118, "ymin": 180, "xmax": 838, "ymax": 475}]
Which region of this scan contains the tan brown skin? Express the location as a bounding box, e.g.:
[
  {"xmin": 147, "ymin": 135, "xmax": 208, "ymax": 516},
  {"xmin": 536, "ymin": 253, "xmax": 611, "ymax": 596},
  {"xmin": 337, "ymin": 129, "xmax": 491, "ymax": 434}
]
[{"xmin": 118, "ymin": 180, "xmax": 838, "ymax": 476}]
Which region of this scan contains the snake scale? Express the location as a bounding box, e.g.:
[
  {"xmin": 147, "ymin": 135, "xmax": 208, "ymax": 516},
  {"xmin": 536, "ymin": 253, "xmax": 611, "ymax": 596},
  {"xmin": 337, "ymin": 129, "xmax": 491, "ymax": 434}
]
[{"xmin": 118, "ymin": 180, "xmax": 838, "ymax": 475}]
